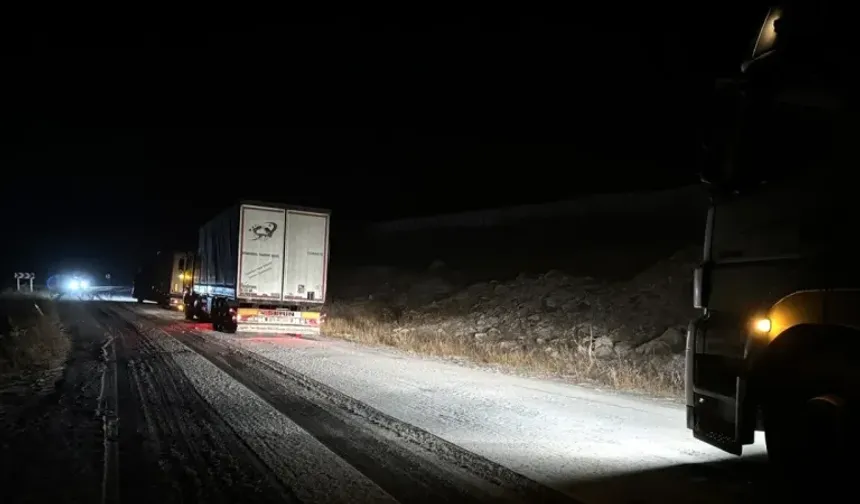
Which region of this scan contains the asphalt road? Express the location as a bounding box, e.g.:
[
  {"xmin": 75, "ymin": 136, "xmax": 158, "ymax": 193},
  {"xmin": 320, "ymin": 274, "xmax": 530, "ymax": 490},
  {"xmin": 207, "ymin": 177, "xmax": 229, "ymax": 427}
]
[{"xmin": 2, "ymin": 301, "xmax": 784, "ymax": 504}]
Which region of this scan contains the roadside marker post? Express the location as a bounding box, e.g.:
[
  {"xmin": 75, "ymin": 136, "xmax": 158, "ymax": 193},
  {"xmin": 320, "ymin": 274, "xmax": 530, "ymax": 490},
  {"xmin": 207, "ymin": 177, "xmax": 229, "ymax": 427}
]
[{"xmin": 13, "ymin": 272, "xmax": 35, "ymax": 292}]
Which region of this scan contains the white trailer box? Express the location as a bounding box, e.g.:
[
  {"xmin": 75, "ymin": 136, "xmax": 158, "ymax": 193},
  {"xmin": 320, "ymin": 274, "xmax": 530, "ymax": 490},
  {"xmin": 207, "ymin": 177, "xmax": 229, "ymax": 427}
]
[{"xmin": 194, "ymin": 202, "xmax": 330, "ymax": 334}]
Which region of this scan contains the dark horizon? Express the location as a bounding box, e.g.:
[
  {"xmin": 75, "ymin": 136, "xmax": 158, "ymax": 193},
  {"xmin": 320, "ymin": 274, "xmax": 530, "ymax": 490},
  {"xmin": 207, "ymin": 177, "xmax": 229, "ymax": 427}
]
[{"xmin": 2, "ymin": 10, "xmax": 765, "ymax": 280}]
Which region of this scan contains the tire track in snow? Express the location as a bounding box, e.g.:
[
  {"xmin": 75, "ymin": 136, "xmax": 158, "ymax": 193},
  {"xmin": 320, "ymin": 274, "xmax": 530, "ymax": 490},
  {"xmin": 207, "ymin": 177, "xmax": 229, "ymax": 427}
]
[
  {"xmin": 107, "ymin": 305, "xmax": 398, "ymax": 504},
  {"xmin": 124, "ymin": 305, "xmax": 580, "ymax": 504},
  {"xmin": 93, "ymin": 306, "xmax": 303, "ymax": 504},
  {"xmin": 96, "ymin": 332, "xmax": 120, "ymax": 504}
]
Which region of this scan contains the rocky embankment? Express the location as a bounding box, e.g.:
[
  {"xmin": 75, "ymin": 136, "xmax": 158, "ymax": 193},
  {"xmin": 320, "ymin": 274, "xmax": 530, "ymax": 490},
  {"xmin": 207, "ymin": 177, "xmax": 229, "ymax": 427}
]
[{"xmin": 331, "ymin": 246, "xmax": 697, "ymax": 360}]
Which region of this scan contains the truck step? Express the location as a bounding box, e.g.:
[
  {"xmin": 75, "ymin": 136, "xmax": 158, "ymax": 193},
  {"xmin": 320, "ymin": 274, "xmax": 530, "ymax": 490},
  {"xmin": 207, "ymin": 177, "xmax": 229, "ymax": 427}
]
[{"xmin": 692, "ymin": 386, "xmax": 737, "ymax": 404}]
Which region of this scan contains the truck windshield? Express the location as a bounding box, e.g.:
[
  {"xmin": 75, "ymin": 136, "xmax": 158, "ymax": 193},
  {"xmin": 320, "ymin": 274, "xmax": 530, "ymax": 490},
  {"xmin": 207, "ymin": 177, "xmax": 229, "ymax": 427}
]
[
  {"xmin": 722, "ymin": 5, "xmax": 852, "ymax": 191},
  {"xmin": 729, "ymin": 87, "xmax": 841, "ymax": 189}
]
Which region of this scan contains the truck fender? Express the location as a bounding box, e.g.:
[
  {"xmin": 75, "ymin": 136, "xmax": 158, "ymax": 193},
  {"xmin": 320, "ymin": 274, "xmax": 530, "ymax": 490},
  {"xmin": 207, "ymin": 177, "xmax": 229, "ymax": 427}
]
[
  {"xmin": 762, "ymin": 289, "xmax": 860, "ymax": 343},
  {"xmin": 748, "ymin": 323, "xmax": 860, "ymax": 401}
]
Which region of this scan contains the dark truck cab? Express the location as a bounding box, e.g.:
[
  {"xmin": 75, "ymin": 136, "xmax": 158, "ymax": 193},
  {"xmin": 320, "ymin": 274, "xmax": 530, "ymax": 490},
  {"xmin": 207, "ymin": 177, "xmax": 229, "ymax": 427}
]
[
  {"xmin": 133, "ymin": 250, "xmax": 195, "ymax": 309},
  {"xmin": 686, "ymin": 5, "xmax": 858, "ymax": 477}
]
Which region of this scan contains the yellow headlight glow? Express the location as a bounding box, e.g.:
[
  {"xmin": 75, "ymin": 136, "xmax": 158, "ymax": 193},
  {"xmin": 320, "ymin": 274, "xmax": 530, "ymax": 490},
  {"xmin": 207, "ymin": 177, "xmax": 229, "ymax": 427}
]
[{"xmin": 753, "ymin": 318, "xmax": 772, "ymax": 333}]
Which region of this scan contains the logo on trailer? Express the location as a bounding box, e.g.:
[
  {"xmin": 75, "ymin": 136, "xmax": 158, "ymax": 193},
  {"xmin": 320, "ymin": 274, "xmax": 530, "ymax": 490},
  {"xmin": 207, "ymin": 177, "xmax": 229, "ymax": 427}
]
[{"xmin": 249, "ymin": 222, "xmax": 278, "ymax": 240}]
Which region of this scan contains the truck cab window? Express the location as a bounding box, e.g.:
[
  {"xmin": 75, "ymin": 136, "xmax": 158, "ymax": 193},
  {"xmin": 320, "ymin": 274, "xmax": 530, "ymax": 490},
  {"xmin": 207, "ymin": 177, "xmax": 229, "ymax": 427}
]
[{"xmin": 726, "ymin": 85, "xmax": 840, "ymax": 191}]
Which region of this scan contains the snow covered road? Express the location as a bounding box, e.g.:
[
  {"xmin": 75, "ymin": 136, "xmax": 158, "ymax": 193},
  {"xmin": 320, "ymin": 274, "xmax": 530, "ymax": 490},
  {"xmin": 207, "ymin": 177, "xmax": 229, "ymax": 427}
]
[{"xmin": 127, "ymin": 303, "xmax": 774, "ymax": 504}]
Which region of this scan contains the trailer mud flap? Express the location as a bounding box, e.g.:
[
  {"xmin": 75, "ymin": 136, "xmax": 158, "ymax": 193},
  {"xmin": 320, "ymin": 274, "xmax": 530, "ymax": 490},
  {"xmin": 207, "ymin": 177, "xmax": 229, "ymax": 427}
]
[{"xmin": 687, "ymin": 319, "xmax": 751, "ymax": 455}]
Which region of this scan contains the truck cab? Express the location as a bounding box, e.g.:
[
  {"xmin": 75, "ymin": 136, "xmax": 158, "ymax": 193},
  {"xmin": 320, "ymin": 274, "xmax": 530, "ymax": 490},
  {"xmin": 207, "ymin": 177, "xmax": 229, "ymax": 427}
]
[
  {"xmin": 133, "ymin": 250, "xmax": 195, "ymax": 309},
  {"xmin": 686, "ymin": 5, "xmax": 857, "ymax": 478}
]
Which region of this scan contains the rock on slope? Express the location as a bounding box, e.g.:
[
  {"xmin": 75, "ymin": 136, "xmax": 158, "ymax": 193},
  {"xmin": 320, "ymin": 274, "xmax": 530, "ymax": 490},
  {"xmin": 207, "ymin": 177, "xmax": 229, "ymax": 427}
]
[{"xmin": 332, "ymin": 246, "xmax": 699, "ymax": 359}]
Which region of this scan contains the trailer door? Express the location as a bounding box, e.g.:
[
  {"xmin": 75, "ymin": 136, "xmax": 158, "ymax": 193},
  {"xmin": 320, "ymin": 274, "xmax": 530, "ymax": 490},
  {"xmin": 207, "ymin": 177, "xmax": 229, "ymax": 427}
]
[
  {"xmin": 282, "ymin": 210, "xmax": 328, "ymax": 303},
  {"xmin": 238, "ymin": 205, "xmax": 287, "ymax": 300}
]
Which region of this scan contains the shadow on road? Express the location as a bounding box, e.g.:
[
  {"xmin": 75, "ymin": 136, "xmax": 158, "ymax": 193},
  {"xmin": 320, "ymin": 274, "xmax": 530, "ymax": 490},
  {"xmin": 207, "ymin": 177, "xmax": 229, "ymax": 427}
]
[{"xmin": 549, "ymin": 452, "xmax": 851, "ymax": 504}]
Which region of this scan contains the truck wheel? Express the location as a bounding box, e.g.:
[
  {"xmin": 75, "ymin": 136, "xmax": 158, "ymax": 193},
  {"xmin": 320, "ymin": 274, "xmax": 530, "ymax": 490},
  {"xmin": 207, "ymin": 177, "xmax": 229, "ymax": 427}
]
[
  {"xmin": 213, "ymin": 322, "xmax": 222, "ymax": 332},
  {"xmin": 184, "ymin": 309, "xmax": 194, "ymax": 320},
  {"xmin": 764, "ymin": 362, "xmax": 855, "ymax": 486}
]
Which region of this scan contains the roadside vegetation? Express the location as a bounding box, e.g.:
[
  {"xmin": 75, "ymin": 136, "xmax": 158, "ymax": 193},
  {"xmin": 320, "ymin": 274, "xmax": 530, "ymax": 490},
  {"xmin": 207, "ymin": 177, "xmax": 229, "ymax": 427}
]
[
  {"xmin": 0, "ymin": 296, "xmax": 69, "ymax": 385},
  {"xmin": 323, "ymin": 300, "xmax": 684, "ymax": 398}
]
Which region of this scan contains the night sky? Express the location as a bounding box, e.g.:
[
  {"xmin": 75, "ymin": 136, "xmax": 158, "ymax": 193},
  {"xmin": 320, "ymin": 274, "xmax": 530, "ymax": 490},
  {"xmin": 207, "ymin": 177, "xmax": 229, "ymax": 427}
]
[{"xmin": 2, "ymin": 9, "xmax": 767, "ymax": 282}]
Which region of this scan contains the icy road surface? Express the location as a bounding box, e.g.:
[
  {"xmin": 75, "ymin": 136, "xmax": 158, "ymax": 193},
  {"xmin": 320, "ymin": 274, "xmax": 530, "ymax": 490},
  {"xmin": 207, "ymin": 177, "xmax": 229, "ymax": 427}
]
[{"xmin": 131, "ymin": 304, "xmax": 773, "ymax": 504}]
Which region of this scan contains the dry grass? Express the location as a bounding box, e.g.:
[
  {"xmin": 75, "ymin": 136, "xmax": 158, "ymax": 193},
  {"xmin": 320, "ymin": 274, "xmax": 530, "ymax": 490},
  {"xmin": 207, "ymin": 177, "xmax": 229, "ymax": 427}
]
[
  {"xmin": 0, "ymin": 299, "xmax": 70, "ymax": 381},
  {"xmin": 324, "ymin": 301, "xmax": 684, "ymax": 398}
]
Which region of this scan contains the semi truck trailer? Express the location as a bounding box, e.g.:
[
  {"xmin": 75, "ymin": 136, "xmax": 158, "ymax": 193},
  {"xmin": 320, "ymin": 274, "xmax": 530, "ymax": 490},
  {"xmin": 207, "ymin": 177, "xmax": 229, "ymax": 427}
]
[
  {"xmin": 184, "ymin": 202, "xmax": 330, "ymax": 335},
  {"xmin": 686, "ymin": 4, "xmax": 856, "ymax": 479},
  {"xmin": 132, "ymin": 250, "xmax": 194, "ymax": 310}
]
